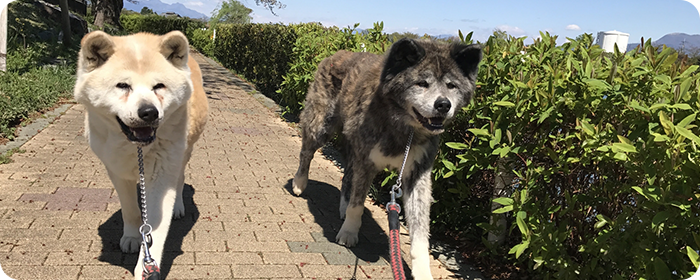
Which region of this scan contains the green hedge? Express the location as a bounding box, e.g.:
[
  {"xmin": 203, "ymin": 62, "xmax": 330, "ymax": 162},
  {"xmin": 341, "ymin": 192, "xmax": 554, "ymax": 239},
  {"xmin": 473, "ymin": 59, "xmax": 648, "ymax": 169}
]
[
  {"xmin": 118, "ymin": 14, "xmax": 215, "ymax": 65},
  {"xmin": 213, "ymin": 23, "xmax": 296, "ymax": 101},
  {"xmin": 210, "ymin": 22, "xmax": 387, "ymax": 113},
  {"xmin": 432, "ymin": 32, "xmax": 700, "ymax": 279},
  {"xmin": 120, "ymin": 14, "xmax": 205, "ymax": 35}
]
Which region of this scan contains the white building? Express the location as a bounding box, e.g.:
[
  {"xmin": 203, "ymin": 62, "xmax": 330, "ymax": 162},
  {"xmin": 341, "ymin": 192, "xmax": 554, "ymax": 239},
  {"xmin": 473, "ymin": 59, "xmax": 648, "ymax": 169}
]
[{"xmin": 596, "ymin": 30, "xmax": 630, "ymax": 53}]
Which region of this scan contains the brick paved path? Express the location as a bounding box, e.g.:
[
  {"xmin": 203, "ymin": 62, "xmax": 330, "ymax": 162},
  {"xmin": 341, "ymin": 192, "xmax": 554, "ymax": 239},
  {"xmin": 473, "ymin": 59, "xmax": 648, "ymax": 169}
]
[{"xmin": 0, "ymin": 52, "xmax": 465, "ymax": 279}]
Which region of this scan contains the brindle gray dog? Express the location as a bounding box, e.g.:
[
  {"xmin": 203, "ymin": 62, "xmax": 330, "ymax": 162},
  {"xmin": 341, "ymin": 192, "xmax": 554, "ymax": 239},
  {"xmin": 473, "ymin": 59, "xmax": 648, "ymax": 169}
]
[{"xmin": 292, "ymin": 38, "xmax": 482, "ymax": 279}]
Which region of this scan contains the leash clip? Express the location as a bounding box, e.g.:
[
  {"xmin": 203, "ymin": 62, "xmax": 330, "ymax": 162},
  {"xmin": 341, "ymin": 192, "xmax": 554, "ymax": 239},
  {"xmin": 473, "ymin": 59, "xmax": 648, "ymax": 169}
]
[{"xmin": 387, "ymin": 183, "xmax": 403, "ymax": 213}]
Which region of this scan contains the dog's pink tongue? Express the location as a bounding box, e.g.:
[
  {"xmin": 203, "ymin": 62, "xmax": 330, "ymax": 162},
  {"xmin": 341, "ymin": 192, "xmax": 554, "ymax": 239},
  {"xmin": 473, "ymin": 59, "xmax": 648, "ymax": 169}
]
[{"xmin": 131, "ymin": 127, "xmax": 154, "ymax": 140}]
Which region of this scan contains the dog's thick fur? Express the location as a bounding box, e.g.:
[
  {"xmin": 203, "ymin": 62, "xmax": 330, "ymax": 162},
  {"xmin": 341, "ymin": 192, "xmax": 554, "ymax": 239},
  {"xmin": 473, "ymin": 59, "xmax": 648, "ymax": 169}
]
[
  {"xmin": 292, "ymin": 38, "xmax": 482, "ymax": 279},
  {"xmin": 74, "ymin": 31, "xmax": 208, "ymax": 279}
]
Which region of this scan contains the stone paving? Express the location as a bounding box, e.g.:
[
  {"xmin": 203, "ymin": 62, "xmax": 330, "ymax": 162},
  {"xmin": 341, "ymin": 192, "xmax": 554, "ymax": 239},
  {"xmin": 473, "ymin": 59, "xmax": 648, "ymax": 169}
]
[{"xmin": 0, "ymin": 51, "xmax": 471, "ymax": 279}]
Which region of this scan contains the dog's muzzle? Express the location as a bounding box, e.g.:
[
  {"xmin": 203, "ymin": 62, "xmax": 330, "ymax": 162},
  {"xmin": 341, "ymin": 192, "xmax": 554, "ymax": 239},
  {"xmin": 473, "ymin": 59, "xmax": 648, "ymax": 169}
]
[
  {"xmin": 412, "ymin": 108, "xmax": 446, "ymax": 132},
  {"xmin": 116, "ymin": 117, "xmax": 158, "ymax": 145}
]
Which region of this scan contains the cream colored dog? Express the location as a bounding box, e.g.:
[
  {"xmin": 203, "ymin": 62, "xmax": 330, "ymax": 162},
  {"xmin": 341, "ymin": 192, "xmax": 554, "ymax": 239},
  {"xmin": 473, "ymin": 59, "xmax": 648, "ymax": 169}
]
[{"xmin": 74, "ymin": 31, "xmax": 208, "ymax": 279}]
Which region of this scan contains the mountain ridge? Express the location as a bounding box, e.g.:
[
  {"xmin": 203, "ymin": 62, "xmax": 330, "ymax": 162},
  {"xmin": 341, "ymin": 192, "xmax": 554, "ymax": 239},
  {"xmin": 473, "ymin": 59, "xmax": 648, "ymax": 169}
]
[{"xmin": 124, "ymin": 0, "xmax": 208, "ymax": 19}]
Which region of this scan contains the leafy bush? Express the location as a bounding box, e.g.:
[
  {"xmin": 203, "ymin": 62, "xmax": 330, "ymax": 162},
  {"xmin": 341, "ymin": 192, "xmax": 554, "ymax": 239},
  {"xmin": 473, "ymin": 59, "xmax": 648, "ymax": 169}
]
[
  {"xmin": 213, "ymin": 23, "xmax": 296, "ymax": 101},
  {"xmin": 188, "ymin": 28, "xmax": 214, "ymax": 57},
  {"xmin": 277, "ymin": 22, "xmax": 388, "ymax": 115},
  {"xmin": 433, "ymin": 32, "xmax": 700, "ymax": 279}
]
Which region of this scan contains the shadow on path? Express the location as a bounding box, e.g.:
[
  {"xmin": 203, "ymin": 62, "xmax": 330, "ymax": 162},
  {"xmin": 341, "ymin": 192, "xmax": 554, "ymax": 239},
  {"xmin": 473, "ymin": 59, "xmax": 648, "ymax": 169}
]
[
  {"xmin": 96, "ymin": 184, "xmax": 199, "ymax": 279},
  {"xmin": 282, "ymin": 178, "xmax": 413, "ymax": 277}
]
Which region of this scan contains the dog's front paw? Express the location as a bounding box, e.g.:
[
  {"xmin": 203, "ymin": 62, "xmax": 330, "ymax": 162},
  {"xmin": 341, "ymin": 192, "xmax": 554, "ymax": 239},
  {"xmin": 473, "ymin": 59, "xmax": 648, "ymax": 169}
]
[
  {"xmin": 173, "ymin": 199, "xmax": 186, "ymax": 219},
  {"xmin": 335, "ymin": 228, "xmax": 359, "ymax": 247},
  {"xmin": 120, "ymin": 235, "xmax": 140, "ymax": 253},
  {"xmin": 292, "ymin": 174, "xmax": 308, "ymax": 196}
]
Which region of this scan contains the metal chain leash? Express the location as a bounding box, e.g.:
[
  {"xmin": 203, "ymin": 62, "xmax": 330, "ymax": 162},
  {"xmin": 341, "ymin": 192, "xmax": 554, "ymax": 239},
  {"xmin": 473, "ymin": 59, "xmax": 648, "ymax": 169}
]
[
  {"xmin": 387, "ymin": 130, "xmax": 413, "ymax": 213},
  {"xmin": 138, "ymin": 147, "xmax": 149, "ymax": 227},
  {"xmin": 137, "ymin": 146, "xmax": 160, "ymax": 280}
]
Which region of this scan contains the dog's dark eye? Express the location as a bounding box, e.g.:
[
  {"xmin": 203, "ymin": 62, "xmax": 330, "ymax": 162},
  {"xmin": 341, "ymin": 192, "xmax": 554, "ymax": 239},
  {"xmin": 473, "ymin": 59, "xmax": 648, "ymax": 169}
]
[
  {"xmin": 116, "ymin": 83, "xmax": 130, "ymax": 90},
  {"xmin": 153, "ymin": 83, "xmax": 166, "ymax": 90},
  {"xmin": 446, "ymin": 83, "xmax": 457, "ymax": 89},
  {"xmin": 416, "ymin": 81, "xmax": 429, "ymax": 88}
]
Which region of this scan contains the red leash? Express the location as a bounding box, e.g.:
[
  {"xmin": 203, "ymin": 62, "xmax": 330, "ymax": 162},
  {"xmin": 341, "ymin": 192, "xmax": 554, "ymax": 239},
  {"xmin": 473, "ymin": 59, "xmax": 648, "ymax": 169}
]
[{"xmin": 387, "ymin": 203, "xmax": 406, "ymax": 280}]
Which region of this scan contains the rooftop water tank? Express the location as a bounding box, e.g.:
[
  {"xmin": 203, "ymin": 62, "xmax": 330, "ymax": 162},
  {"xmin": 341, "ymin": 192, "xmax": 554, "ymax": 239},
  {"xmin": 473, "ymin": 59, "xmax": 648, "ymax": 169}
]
[{"xmin": 596, "ymin": 30, "xmax": 629, "ymax": 53}]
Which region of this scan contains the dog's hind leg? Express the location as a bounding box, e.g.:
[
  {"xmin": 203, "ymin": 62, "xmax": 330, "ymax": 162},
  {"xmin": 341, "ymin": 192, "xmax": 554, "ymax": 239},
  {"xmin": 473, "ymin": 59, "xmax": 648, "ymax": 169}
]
[
  {"xmin": 292, "ymin": 132, "xmax": 322, "ymax": 196},
  {"xmin": 338, "ymin": 159, "xmax": 353, "ymax": 219},
  {"xmin": 404, "ymin": 169, "xmax": 435, "ymax": 280},
  {"xmin": 292, "ymin": 99, "xmax": 337, "ymax": 196},
  {"xmin": 336, "ymin": 159, "xmax": 373, "ymax": 247}
]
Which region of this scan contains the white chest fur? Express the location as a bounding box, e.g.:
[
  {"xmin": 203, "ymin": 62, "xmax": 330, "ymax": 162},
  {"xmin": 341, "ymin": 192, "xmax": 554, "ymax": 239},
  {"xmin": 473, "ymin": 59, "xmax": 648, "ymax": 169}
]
[{"xmin": 368, "ymin": 143, "xmax": 429, "ymax": 180}]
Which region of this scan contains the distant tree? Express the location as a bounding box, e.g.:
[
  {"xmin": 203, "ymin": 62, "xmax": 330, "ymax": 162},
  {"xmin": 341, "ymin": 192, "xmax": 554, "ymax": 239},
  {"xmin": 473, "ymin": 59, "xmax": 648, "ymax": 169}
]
[
  {"xmin": 93, "ymin": 0, "xmax": 138, "ymax": 29},
  {"xmin": 493, "ymin": 29, "xmax": 509, "ymax": 41},
  {"xmin": 254, "ymin": 0, "xmax": 285, "ymax": 15},
  {"xmin": 59, "ymin": 0, "xmax": 71, "ymax": 46},
  {"xmin": 387, "ymin": 31, "xmax": 419, "ymax": 43},
  {"xmin": 489, "ymin": 28, "xmax": 511, "ymax": 46},
  {"xmin": 676, "ymin": 46, "xmax": 700, "ymax": 66},
  {"xmin": 140, "ymin": 6, "xmax": 154, "ymax": 15},
  {"xmin": 209, "ymin": 0, "xmax": 252, "ymax": 28},
  {"xmin": 575, "ymin": 33, "xmax": 594, "ymax": 47},
  {"xmin": 420, "ymin": 33, "xmax": 435, "ymax": 40}
]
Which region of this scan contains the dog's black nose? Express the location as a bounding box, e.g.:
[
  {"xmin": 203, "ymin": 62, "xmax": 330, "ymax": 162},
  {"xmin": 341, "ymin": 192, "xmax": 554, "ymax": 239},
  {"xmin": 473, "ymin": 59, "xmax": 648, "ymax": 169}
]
[
  {"xmin": 434, "ymin": 98, "xmax": 451, "ymax": 114},
  {"xmin": 138, "ymin": 105, "xmax": 159, "ymax": 123}
]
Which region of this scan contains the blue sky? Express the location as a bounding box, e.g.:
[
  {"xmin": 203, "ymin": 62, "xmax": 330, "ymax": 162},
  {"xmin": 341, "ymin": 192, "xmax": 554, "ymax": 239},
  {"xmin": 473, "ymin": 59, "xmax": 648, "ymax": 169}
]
[{"xmin": 165, "ymin": 0, "xmax": 700, "ymax": 44}]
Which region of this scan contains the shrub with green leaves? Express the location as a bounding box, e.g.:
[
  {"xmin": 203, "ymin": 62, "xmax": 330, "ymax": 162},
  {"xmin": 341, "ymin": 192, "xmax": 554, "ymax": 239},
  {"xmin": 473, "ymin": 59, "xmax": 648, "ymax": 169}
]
[
  {"xmin": 433, "ymin": 31, "xmax": 700, "ymax": 279},
  {"xmin": 277, "ymin": 22, "xmax": 388, "ymax": 115},
  {"xmin": 188, "ymin": 28, "xmax": 214, "ymax": 57}
]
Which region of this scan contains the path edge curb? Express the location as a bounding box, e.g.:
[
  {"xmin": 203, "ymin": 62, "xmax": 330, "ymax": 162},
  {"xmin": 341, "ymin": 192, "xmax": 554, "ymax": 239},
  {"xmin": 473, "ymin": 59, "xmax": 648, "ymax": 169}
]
[{"xmin": 0, "ymin": 103, "xmax": 75, "ymax": 155}]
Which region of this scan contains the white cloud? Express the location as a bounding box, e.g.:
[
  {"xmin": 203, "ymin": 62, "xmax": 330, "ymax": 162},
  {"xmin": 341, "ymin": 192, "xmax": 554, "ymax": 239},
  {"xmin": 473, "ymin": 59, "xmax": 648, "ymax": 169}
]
[
  {"xmin": 566, "ymin": 24, "xmax": 581, "ymax": 31},
  {"xmin": 187, "ymin": 1, "xmax": 204, "ymax": 7},
  {"xmin": 495, "ymin": 25, "xmax": 527, "ymax": 36}
]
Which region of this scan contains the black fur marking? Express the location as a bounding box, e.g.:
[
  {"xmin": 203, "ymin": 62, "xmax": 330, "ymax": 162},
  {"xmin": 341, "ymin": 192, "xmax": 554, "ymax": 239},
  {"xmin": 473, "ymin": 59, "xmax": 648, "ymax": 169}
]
[
  {"xmin": 381, "ymin": 39, "xmax": 426, "ymax": 82},
  {"xmin": 450, "ymin": 44, "xmax": 483, "ymax": 80}
]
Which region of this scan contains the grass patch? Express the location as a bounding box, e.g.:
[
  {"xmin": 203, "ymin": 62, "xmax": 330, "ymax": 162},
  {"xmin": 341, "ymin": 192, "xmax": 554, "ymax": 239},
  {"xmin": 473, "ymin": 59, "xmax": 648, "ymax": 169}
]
[
  {"xmin": 0, "ymin": 66, "xmax": 76, "ymax": 140},
  {"xmin": 0, "ymin": 148, "xmax": 26, "ymax": 164}
]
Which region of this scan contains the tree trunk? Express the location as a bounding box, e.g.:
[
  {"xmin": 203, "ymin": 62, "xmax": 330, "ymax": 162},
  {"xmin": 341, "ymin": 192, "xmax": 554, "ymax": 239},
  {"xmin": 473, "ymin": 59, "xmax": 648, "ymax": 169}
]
[
  {"xmin": 0, "ymin": 4, "xmax": 7, "ymax": 72},
  {"xmin": 59, "ymin": 0, "xmax": 71, "ymax": 47},
  {"xmin": 93, "ymin": 0, "xmax": 122, "ymax": 29},
  {"xmin": 488, "ymin": 158, "xmax": 513, "ymax": 245}
]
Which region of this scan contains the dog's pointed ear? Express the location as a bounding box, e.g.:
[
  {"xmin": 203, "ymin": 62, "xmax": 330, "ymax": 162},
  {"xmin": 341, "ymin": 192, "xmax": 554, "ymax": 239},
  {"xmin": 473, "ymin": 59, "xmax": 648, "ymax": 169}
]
[
  {"xmin": 79, "ymin": 31, "xmax": 115, "ymax": 72},
  {"xmin": 160, "ymin": 31, "xmax": 190, "ymax": 68},
  {"xmin": 451, "ymin": 44, "xmax": 482, "ymax": 81},
  {"xmin": 382, "ymin": 38, "xmax": 426, "ymax": 81}
]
